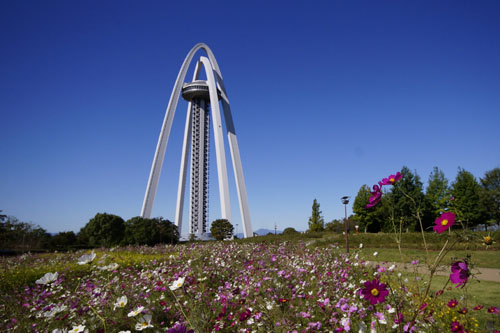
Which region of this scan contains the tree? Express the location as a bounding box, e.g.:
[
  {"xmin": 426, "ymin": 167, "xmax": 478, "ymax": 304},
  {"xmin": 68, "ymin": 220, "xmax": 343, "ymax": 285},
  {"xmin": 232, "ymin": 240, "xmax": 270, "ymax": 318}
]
[
  {"xmin": 282, "ymin": 227, "xmax": 299, "ymax": 235},
  {"xmin": 210, "ymin": 219, "xmax": 234, "ymax": 240},
  {"xmin": 78, "ymin": 213, "xmax": 125, "ymax": 247},
  {"xmin": 352, "ymin": 185, "xmax": 389, "ymax": 232},
  {"xmin": 308, "ymin": 199, "xmax": 324, "ymax": 232},
  {"xmin": 50, "ymin": 231, "xmax": 77, "ymax": 251},
  {"xmin": 391, "ymin": 166, "xmax": 430, "ymax": 232},
  {"xmin": 123, "ymin": 216, "xmax": 178, "ymax": 245},
  {"xmin": 155, "ymin": 217, "xmax": 179, "ymax": 244},
  {"xmin": 325, "ymin": 219, "xmax": 344, "ymax": 232},
  {"xmin": 480, "ymin": 168, "xmax": 500, "ymax": 228},
  {"xmin": 450, "ymin": 168, "xmax": 486, "ymax": 229},
  {"xmin": 425, "ymin": 167, "xmax": 450, "ymax": 218},
  {"xmin": 0, "ymin": 214, "xmax": 50, "ymax": 251}
]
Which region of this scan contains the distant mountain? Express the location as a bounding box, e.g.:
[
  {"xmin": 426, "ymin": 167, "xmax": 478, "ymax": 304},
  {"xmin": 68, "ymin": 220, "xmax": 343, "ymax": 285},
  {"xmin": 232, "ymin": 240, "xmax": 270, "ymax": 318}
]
[
  {"xmin": 254, "ymin": 228, "xmax": 281, "ymax": 235},
  {"xmin": 234, "ymin": 228, "xmax": 308, "ymax": 238}
]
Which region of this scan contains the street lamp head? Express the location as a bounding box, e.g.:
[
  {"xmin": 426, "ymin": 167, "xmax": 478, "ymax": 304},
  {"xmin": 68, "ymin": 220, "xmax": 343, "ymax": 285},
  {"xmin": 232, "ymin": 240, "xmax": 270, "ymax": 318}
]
[{"xmin": 341, "ymin": 196, "xmax": 350, "ymax": 204}]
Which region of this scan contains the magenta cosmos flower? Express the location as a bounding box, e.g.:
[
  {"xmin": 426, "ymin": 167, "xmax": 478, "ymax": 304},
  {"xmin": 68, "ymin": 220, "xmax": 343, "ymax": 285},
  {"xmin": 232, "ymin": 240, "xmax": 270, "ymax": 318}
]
[
  {"xmin": 361, "ymin": 279, "xmax": 389, "ymax": 305},
  {"xmin": 365, "ymin": 185, "xmax": 382, "ymax": 208},
  {"xmin": 380, "ymin": 172, "xmax": 403, "ymax": 185},
  {"xmin": 488, "ymin": 306, "xmax": 500, "ymax": 315},
  {"xmin": 450, "ymin": 321, "xmax": 464, "ymax": 332},
  {"xmin": 433, "ymin": 212, "xmax": 456, "ymax": 234},
  {"xmin": 450, "ymin": 260, "xmax": 469, "ymax": 288}
]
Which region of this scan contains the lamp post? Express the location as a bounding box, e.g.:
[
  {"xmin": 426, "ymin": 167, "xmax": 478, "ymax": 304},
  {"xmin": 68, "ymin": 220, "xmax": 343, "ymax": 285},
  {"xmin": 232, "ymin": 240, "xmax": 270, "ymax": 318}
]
[{"xmin": 341, "ymin": 196, "xmax": 350, "ymax": 253}]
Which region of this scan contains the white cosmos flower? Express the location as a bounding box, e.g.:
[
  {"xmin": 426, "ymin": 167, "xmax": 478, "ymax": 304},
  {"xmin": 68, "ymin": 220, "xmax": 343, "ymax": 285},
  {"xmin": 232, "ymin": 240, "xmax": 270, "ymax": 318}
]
[
  {"xmin": 43, "ymin": 304, "xmax": 67, "ymax": 318},
  {"xmin": 373, "ymin": 251, "xmax": 378, "ymax": 257},
  {"xmin": 169, "ymin": 277, "xmax": 185, "ymax": 291},
  {"xmin": 52, "ymin": 329, "xmax": 68, "ymax": 333},
  {"xmin": 118, "ymin": 331, "xmax": 131, "ymax": 333},
  {"xmin": 36, "ymin": 272, "xmax": 59, "ymax": 285},
  {"xmin": 113, "ymin": 295, "xmax": 128, "ymax": 310},
  {"xmin": 127, "ymin": 306, "xmax": 144, "ymax": 317},
  {"xmin": 359, "ymin": 243, "xmax": 363, "ymax": 249},
  {"xmin": 77, "ymin": 251, "xmax": 96, "ymax": 265},
  {"xmin": 99, "ymin": 263, "xmax": 119, "ymax": 271},
  {"xmin": 69, "ymin": 325, "xmax": 85, "ymax": 333},
  {"xmin": 388, "ymin": 264, "xmax": 396, "ymax": 271},
  {"xmin": 358, "ymin": 320, "xmax": 367, "ymax": 333},
  {"xmin": 135, "ymin": 314, "xmax": 153, "ymax": 331}
]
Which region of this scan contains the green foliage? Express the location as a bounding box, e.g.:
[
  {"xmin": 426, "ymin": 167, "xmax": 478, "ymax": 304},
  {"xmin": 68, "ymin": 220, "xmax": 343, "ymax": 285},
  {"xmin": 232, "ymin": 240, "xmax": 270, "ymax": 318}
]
[
  {"xmin": 0, "ymin": 214, "xmax": 50, "ymax": 251},
  {"xmin": 352, "ymin": 185, "xmax": 389, "ymax": 232},
  {"xmin": 307, "ymin": 199, "xmax": 324, "ymax": 232},
  {"xmin": 450, "ymin": 168, "xmax": 487, "ymax": 228},
  {"xmin": 210, "ymin": 219, "xmax": 233, "ymax": 240},
  {"xmin": 425, "ymin": 166, "xmax": 450, "ymax": 218},
  {"xmin": 49, "ymin": 231, "xmax": 77, "ymax": 251},
  {"xmin": 325, "ymin": 219, "xmax": 344, "ymax": 233},
  {"xmin": 123, "ymin": 216, "xmax": 178, "ymax": 246},
  {"xmin": 282, "ymin": 227, "xmax": 299, "ymax": 235},
  {"xmin": 390, "ymin": 166, "xmax": 430, "ymax": 231},
  {"xmin": 78, "ymin": 213, "xmax": 125, "ymax": 248},
  {"xmin": 480, "ymin": 167, "xmax": 500, "ymax": 226}
]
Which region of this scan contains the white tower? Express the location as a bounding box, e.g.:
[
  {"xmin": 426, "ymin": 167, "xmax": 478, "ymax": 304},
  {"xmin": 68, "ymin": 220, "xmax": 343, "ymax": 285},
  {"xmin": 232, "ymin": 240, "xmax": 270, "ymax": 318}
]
[{"xmin": 141, "ymin": 43, "xmax": 253, "ymax": 239}]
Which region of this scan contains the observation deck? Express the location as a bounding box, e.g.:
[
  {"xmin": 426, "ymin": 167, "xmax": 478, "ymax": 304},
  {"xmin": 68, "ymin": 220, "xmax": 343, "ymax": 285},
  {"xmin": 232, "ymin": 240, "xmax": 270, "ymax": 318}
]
[{"xmin": 181, "ymin": 80, "xmax": 221, "ymax": 101}]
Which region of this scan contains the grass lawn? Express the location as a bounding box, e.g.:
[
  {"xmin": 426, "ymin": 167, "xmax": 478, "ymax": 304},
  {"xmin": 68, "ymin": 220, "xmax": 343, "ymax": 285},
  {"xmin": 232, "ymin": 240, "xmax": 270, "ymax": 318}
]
[{"xmin": 359, "ymin": 247, "xmax": 500, "ymax": 269}]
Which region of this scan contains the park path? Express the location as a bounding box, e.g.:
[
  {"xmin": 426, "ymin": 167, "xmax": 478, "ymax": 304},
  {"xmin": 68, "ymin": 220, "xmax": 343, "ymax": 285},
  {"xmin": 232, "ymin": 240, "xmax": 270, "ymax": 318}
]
[{"xmin": 372, "ymin": 261, "xmax": 500, "ymax": 283}]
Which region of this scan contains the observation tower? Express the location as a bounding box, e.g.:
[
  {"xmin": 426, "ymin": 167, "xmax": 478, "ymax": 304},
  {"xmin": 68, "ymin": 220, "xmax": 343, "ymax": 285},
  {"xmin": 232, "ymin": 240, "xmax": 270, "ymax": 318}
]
[{"xmin": 141, "ymin": 43, "xmax": 252, "ymax": 239}]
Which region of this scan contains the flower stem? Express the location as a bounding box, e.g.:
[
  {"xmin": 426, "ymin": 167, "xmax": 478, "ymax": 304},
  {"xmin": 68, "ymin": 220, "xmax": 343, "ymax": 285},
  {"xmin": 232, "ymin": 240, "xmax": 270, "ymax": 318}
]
[
  {"xmin": 88, "ymin": 302, "xmax": 107, "ymax": 332},
  {"xmin": 401, "ymin": 190, "xmax": 430, "ymax": 266},
  {"xmin": 170, "ymin": 289, "xmax": 197, "ymax": 333}
]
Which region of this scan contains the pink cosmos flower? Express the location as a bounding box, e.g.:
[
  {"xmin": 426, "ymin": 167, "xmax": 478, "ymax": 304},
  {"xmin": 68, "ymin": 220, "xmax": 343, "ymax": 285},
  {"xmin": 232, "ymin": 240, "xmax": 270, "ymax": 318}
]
[
  {"xmin": 473, "ymin": 305, "xmax": 484, "ymax": 311},
  {"xmin": 361, "ymin": 279, "xmax": 389, "ymax": 305},
  {"xmin": 451, "ymin": 321, "xmax": 464, "ymax": 332},
  {"xmin": 365, "ymin": 185, "xmax": 382, "ymax": 208},
  {"xmin": 433, "ymin": 212, "xmax": 456, "ymax": 234},
  {"xmin": 380, "ymin": 172, "xmax": 403, "ymax": 185},
  {"xmin": 167, "ymin": 323, "xmax": 194, "ymax": 333},
  {"xmin": 448, "ymin": 299, "xmax": 458, "ymax": 308},
  {"xmin": 488, "ymin": 306, "xmax": 500, "ymax": 315},
  {"xmin": 450, "ymin": 260, "xmax": 469, "ymax": 288}
]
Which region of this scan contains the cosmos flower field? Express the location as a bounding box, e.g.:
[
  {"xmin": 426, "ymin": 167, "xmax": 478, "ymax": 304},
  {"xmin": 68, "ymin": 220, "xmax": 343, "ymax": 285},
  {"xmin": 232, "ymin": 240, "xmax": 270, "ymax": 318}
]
[{"xmin": 1, "ymin": 241, "xmax": 499, "ymax": 332}]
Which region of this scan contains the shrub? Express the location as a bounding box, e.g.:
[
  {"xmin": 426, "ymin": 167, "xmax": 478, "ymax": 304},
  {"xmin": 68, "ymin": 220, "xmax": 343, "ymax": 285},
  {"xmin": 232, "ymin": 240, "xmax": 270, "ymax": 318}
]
[
  {"xmin": 210, "ymin": 219, "xmax": 233, "ymax": 240},
  {"xmin": 282, "ymin": 227, "xmax": 299, "ymax": 235},
  {"xmin": 123, "ymin": 216, "xmax": 178, "ymax": 246},
  {"xmin": 78, "ymin": 213, "xmax": 125, "ymax": 248}
]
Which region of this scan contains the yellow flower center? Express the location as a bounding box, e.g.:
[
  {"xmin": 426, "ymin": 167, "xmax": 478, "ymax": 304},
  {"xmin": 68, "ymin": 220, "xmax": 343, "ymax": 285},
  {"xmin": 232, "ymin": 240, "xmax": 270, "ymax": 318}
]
[
  {"xmin": 371, "ymin": 288, "xmax": 379, "ymax": 296},
  {"xmin": 484, "ymin": 236, "xmax": 492, "ymax": 244},
  {"xmin": 120, "ymin": 301, "xmax": 125, "ymax": 306},
  {"xmin": 441, "ymin": 219, "xmax": 449, "ymax": 226},
  {"xmin": 390, "ymin": 178, "xmax": 395, "ymax": 183}
]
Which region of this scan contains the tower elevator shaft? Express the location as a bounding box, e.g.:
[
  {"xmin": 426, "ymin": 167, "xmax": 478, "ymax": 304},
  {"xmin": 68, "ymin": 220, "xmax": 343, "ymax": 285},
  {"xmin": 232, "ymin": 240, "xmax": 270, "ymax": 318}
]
[{"xmin": 189, "ymin": 98, "xmax": 210, "ymax": 234}]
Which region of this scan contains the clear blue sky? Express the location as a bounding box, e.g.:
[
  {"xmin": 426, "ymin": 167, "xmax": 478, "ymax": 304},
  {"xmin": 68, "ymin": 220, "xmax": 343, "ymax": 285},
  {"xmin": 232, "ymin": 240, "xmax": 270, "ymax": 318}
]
[{"xmin": 1, "ymin": 1, "xmax": 499, "ymax": 234}]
